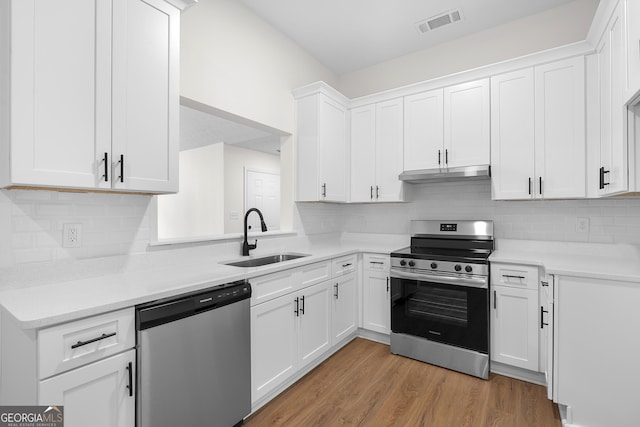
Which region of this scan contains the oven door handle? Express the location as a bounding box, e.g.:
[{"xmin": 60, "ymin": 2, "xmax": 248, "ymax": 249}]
[{"xmin": 390, "ymin": 269, "xmax": 488, "ymax": 289}]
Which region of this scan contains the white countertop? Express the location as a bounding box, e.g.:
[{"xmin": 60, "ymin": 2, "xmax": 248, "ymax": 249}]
[
  {"xmin": 490, "ymin": 239, "xmax": 640, "ymax": 283},
  {"xmin": 0, "ymin": 233, "xmax": 407, "ymax": 329}
]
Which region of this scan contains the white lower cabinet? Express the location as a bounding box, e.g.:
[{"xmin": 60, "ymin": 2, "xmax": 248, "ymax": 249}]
[
  {"xmin": 491, "ymin": 285, "xmax": 539, "ymax": 371},
  {"xmin": 490, "ymin": 262, "xmax": 540, "ymax": 372},
  {"xmin": 362, "ymin": 254, "xmax": 390, "ymax": 335},
  {"xmin": 39, "ymin": 350, "xmax": 135, "ymax": 427},
  {"xmin": 331, "ymin": 272, "xmax": 357, "ymax": 344},
  {"xmin": 250, "ymin": 258, "xmax": 358, "ymax": 406},
  {"xmin": 0, "ymin": 308, "xmax": 136, "ymax": 427},
  {"xmin": 297, "ymin": 281, "xmax": 332, "ymax": 369}
]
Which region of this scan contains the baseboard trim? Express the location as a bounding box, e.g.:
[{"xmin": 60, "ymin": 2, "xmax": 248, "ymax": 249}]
[{"xmin": 490, "ymin": 361, "xmax": 546, "ymax": 386}]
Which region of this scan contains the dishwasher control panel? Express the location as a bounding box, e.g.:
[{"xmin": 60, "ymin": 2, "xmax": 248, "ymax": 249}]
[{"xmin": 137, "ymin": 280, "xmax": 251, "ymax": 330}]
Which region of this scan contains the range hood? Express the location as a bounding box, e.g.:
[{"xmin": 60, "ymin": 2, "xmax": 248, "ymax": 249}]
[{"xmin": 398, "ymin": 165, "xmax": 491, "ymax": 184}]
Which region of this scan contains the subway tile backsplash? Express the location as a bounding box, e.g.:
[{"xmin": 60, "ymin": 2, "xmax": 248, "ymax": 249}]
[
  {"xmin": 296, "ymin": 181, "xmax": 640, "ymax": 244},
  {"xmin": 2, "ymin": 180, "xmax": 640, "ymax": 268}
]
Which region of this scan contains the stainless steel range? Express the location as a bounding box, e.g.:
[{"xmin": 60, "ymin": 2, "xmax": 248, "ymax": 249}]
[{"xmin": 390, "ymin": 220, "xmax": 494, "ymax": 379}]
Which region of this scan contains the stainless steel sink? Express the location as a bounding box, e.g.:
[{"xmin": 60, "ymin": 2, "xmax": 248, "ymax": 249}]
[{"xmin": 222, "ymin": 253, "xmax": 310, "ymax": 268}]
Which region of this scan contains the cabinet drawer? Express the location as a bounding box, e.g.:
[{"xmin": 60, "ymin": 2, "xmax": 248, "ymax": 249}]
[
  {"xmin": 332, "ymin": 255, "xmax": 357, "ymax": 277},
  {"xmin": 38, "ymin": 308, "xmax": 135, "ymax": 380},
  {"xmin": 250, "ymin": 269, "xmax": 296, "ymax": 306},
  {"xmin": 299, "ymin": 261, "xmax": 332, "ymax": 289},
  {"xmin": 491, "ymin": 263, "xmax": 539, "ymax": 290},
  {"xmin": 363, "ymin": 253, "xmax": 389, "ymax": 271}
]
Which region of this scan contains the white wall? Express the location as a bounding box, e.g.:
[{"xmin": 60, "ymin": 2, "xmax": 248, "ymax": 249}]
[
  {"xmin": 180, "ymin": 0, "xmax": 338, "ymax": 134},
  {"xmin": 337, "ymin": 0, "xmax": 599, "ymax": 98},
  {"xmin": 223, "ymin": 144, "xmax": 280, "ymax": 233},
  {"xmin": 157, "ymin": 143, "xmax": 225, "ymax": 239}
]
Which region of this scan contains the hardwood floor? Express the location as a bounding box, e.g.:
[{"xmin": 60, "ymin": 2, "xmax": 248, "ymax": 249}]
[{"xmin": 245, "ymin": 338, "xmax": 561, "ymax": 427}]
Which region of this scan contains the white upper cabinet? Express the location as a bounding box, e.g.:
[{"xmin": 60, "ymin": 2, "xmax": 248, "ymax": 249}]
[
  {"xmin": 443, "ymin": 79, "xmax": 491, "ymax": 168},
  {"xmin": 403, "ymin": 79, "xmax": 489, "ymax": 172},
  {"xmin": 624, "ymin": 0, "xmax": 640, "ymax": 101},
  {"xmin": 350, "ymin": 99, "xmax": 404, "ymax": 202},
  {"xmin": 593, "ymin": 2, "xmax": 628, "ymax": 196},
  {"xmin": 490, "ymin": 68, "xmax": 536, "ymax": 200},
  {"xmin": 295, "ymin": 85, "xmax": 348, "ymax": 202},
  {"xmin": 534, "ymin": 57, "xmax": 586, "ymax": 199},
  {"xmin": 403, "ymin": 89, "xmax": 444, "ymax": 171},
  {"xmin": 1, "ymin": 0, "xmax": 181, "ymax": 193},
  {"xmin": 491, "ymin": 57, "xmax": 585, "ymax": 200}
]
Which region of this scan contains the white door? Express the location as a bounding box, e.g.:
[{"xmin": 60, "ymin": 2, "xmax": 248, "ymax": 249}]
[
  {"xmin": 332, "ymin": 273, "xmax": 357, "ymax": 344},
  {"xmin": 38, "ymin": 350, "xmax": 135, "ymax": 427},
  {"xmin": 363, "ymin": 270, "xmax": 390, "ymax": 334},
  {"xmin": 298, "ymin": 281, "xmax": 332, "ymax": 369},
  {"xmin": 245, "ymin": 169, "xmax": 280, "ymax": 231},
  {"xmin": 490, "ymin": 68, "xmax": 535, "ymax": 200},
  {"xmin": 624, "ymin": 0, "xmax": 640, "ymax": 100},
  {"xmin": 443, "ymin": 79, "xmax": 491, "ymax": 168},
  {"xmin": 491, "ymin": 286, "xmax": 539, "ymax": 371},
  {"xmin": 375, "ymin": 98, "xmax": 404, "ymax": 202},
  {"xmin": 111, "ymin": 0, "xmax": 179, "ymax": 193},
  {"xmin": 403, "ymin": 89, "xmax": 444, "ymax": 171},
  {"xmin": 251, "ymin": 296, "xmax": 297, "ymax": 403},
  {"xmin": 534, "ymin": 57, "xmax": 586, "ymax": 199},
  {"xmin": 318, "ymin": 96, "xmax": 348, "ymax": 201},
  {"xmin": 11, "ymin": 0, "xmax": 111, "ymax": 189},
  {"xmin": 350, "ymin": 105, "xmax": 376, "ymax": 202}
]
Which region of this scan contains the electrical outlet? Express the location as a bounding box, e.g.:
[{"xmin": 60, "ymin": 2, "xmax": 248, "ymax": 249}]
[
  {"xmin": 576, "ymin": 217, "xmax": 590, "ymax": 233},
  {"xmin": 63, "ymin": 223, "xmax": 82, "ymax": 248}
]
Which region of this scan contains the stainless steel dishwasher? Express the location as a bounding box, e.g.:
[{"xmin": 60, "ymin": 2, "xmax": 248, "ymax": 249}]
[{"xmin": 136, "ymin": 280, "xmax": 251, "ymax": 427}]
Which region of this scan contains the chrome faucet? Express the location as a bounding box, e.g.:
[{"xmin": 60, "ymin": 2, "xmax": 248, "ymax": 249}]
[{"xmin": 242, "ymin": 208, "xmax": 268, "ymax": 256}]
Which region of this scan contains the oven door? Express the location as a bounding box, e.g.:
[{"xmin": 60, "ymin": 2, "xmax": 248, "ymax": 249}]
[{"xmin": 391, "ymin": 269, "xmax": 488, "ymax": 354}]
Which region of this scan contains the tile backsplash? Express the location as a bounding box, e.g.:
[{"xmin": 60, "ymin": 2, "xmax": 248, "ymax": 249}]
[
  {"xmin": 296, "ymin": 181, "xmax": 640, "ymax": 244},
  {"xmin": 2, "ymin": 180, "xmax": 640, "ymax": 268}
]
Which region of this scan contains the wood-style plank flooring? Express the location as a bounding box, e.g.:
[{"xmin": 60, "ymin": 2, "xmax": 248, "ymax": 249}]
[{"xmin": 245, "ymin": 338, "xmax": 561, "ymax": 427}]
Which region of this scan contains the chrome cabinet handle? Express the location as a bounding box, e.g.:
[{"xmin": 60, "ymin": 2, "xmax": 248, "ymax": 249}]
[
  {"xmin": 334, "ymin": 283, "xmax": 339, "ymax": 299},
  {"xmin": 71, "ymin": 332, "xmax": 116, "ymax": 349}
]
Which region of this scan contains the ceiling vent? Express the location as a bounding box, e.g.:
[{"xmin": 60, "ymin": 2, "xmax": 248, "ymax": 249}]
[{"xmin": 415, "ymin": 9, "xmax": 463, "ymax": 34}]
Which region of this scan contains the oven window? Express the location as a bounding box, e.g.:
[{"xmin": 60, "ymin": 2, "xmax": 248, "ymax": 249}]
[{"xmin": 406, "ymin": 287, "xmax": 467, "ymax": 327}]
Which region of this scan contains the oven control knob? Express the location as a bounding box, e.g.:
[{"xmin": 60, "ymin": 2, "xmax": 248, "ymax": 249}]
[
  {"xmin": 454, "ymin": 264, "xmax": 462, "ymax": 272},
  {"xmin": 430, "ymin": 262, "xmax": 437, "ymax": 269},
  {"xmin": 465, "ymin": 265, "xmax": 473, "ymax": 273},
  {"xmin": 400, "ymin": 260, "xmax": 407, "ymax": 266},
  {"xmin": 408, "ymin": 260, "xmax": 416, "ymax": 267}
]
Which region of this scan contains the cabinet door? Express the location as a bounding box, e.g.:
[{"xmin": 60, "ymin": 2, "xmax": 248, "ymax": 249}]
[
  {"xmin": 443, "ymin": 79, "xmax": 490, "ymax": 168},
  {"xmin": 490, "ymin": 68, "xmax": 535, "ymax": 200},
  {"xmin": 38, "ymin": 350, "xmax": 135, "ymax": 427},
  {"xmin": 491, "ymin": 286, "xmax": 539, "ymax": 371},
  {"xmin": 10, "ymin": 0, "xmax": 111, "ymax": 189},
  {"xmin": 403, "ymin": 89, "xmax": 444, "ymax": 171},
  {"xmin": 332, "ymin": 272, "xmax": 357, "ymax": 344},
  {"xmin": 624, "ymin": 0, "xmax": 640, "ymax": 100},
  {"xmin": 298, "ymin": 281, "xmax": 332, "ymax": 369},
  {"xmin": 534, "ymin": 57, "xmax": 586, "ymax": 199},
  {"xmin": 319, "ymin": 96, "xmax": 348, "ymax": 202},
  {"xmin": 251, "ymin": 296, "xmax": 297, "ymax": 403},
  {"xmin": 375, "ymin": 98, "xmax": 404, "ymax": 202},
  {"xmin": 350, "ymin": 105, "xmax": 376, "ymax": 202},
  {"xmin": 112, "ymin": 0, "xmax": 179, "ymax": 193},
  {"xmin": 362, "ymin": 270, "xmax": 390, "ymax": 334},
  {"xmin": 598, "ymin": 4, "xmax": 628, "ymax": 195}
]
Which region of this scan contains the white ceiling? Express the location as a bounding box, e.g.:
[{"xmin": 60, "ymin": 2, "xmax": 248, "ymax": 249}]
[
  {"xmin": 239, "ymin": 0, "xmax": 581, "ymax": 74},
  {"xmin": 180, "ymin": 101, "xmax": 284, "ymax": 156}
]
